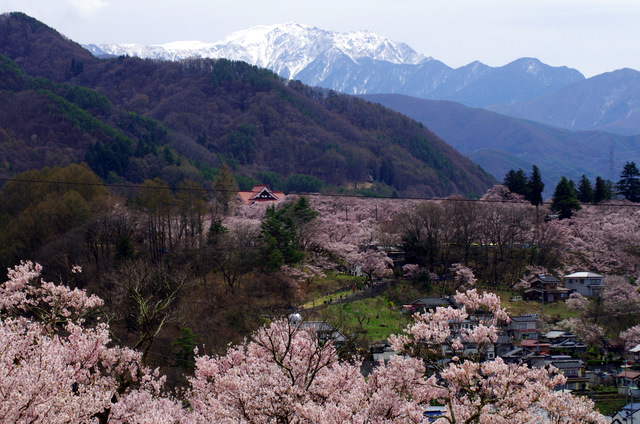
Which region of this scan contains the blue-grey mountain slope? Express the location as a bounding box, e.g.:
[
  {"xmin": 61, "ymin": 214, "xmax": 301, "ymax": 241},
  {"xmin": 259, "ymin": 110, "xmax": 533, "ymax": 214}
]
[
  {"xmin": 361, "ymin": 93, "xmax": 640, "ymax": 194},
  {"xmin": 486, "ymin": 69, "xmax": 640, "ymax": 135}
]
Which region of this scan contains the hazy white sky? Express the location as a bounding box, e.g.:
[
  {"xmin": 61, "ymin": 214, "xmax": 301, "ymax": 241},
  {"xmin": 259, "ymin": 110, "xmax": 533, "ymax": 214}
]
[{"xmin": 1, "ymin": 0, "xmax": 638, "ymax": 77}]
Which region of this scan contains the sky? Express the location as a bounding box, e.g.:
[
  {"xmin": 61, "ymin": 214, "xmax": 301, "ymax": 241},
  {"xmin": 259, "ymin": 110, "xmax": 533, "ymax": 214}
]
[{"xmin": 1, "ymin": 0, "xmax": 639, "ymax": 78}]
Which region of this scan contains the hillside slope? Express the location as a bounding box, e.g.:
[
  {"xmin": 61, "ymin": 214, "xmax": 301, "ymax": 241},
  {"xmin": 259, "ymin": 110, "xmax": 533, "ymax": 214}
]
[{"xmin": 0, "ymin": 13, "xmax": 495, "ymax": 197}]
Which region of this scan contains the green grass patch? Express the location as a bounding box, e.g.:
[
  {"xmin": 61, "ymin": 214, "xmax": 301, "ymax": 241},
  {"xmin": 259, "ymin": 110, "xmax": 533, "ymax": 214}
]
[
  {"xmin": 496, "ymin": 292, "xmax": 580, "ymax": 322},
  {"xmin": 593, "ymin": 395, "xmax": 626, "ymax": 416},
  {"xmin": 317, "ymin": 296, "xmax": 409, "ymax": 342},
  {"xmin": 302, "ymin": 273, "xmax": 365, "ymax": 309}
]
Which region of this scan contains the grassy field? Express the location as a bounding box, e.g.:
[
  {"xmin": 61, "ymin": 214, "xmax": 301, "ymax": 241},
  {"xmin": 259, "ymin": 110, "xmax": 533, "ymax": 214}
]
[
  {"xmin": 312, "ymin": 295, "xmax": 409, "ymax": 341},
  {"xmin": 593, "ymin": 396, "xmax": 626, "ymax": 416},
  {"xmin": 495, "ymin": 291, "xmax": 580, "ymax": 322}
]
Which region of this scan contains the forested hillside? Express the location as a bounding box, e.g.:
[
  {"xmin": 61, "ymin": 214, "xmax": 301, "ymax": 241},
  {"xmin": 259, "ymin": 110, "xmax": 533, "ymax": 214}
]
[{"xmin": 0, "ymin": 12, "xmax": 495, "ymax": 198}]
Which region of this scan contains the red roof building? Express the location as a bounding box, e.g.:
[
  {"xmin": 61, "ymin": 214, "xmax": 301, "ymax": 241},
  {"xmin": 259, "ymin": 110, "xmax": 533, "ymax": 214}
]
[{"xmin": 237, "ymin": 185, "xmax": 285, "ymax": 205}]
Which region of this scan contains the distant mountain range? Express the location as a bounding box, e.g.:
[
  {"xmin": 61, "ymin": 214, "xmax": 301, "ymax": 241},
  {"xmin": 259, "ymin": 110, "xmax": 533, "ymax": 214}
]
[
  {"xmin": 85, "ymin": 23, "xmax": 584, "ymax": 108},
  {"xmin": 486, "ymin": 68, "xmax": 640, "ymax": 135},
  {"xmin": 86, "ymin": 23, "xmax": 640, "ymax": 136},
  {"xmin": 360, "ymin": 94, "xmax": 640, "ymax": 195},
  {"xmin": 0, "ymin": 12, "xmax": 495, "ymax": 198}
]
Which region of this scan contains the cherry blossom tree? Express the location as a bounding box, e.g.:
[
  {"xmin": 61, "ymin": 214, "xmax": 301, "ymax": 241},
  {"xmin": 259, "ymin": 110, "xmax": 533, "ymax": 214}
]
[
  {"xmin": 359, "ymin": 249, "xmax": 393, "ymax": 281},
  {"xmin": 188, "ymin": 318, "xmax": 432, "ymax": 424},
  {"xmin": 548, "ymin": 204, "xmax": 640, "ymax": 275},
  {"xmin": 0, "ymin": 261, "xmax": 186, "ymax": 424},
  {"xmin": 280, "ymin": 264, "xmax": 326, "ymax": 304},
  {"xmin": 188, "ymin": 287, "xmax": 605, "ymax": 423},
  {"xmin": 449, "ymin": 263, "xmax": 477, "ymax": 291},
  {"xmin": 601, "ymin": 275, "xmax": 640, "ymax": 333},
  {"xmin": 621, "ymin": 324, "xmax": 640, "ymax": 350}
]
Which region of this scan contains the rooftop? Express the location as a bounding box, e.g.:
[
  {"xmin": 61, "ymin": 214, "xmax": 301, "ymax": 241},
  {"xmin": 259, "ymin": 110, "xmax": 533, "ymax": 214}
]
[
  {"xmin": 564, "ymin": 271, "xmax": 604, "ymax": 279},
  {"xmin": 531, "ymin": 273, "xmax": 560, "ymax": 283}
]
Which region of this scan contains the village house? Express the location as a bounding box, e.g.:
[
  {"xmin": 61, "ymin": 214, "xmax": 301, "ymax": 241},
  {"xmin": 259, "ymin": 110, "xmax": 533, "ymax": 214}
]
[
  {"xmin": 616, "ymin": 371, "xmax": 640, "ymax": 393},
  {"xmin": 533, "ymin": 355, "xmax": 589, "ymax": 391},
  {"xmin": 563, "ymin": 271, "xmax": 604, "ymax": 297},
  {"xmin": 630, "ymin": 344, "xmax": 640, "ymax": 362},
  {"xmin": 542, "ymin": 330, "xmax": 587, "ymax": 355},
  {"xmin": 611, "ymin": 402, "xmax": 640, "ymax": 424},
  {"xmin": 237, "ymin": 184, "xmax": 285, "ymax": 205},
  {"xmin": 520, "ymin": 339, "xmax": 551, "ymax": 355},
  {"xmin": 441, "ymin": 331, "xmax": 497, "ymax": 360},
  {"xmin": 499, "ymin": 346, "xmax": 536, "ymax": 364},
  {"xmin": 523, "ymin": 274, "xmax": 571, "ymax": 302},
  {"xmin": 288, "ymin": 313, "xmax": 347, "ymax": 345},
  {"xmin": 505, "ymin": 315, "xmax": 539, "ymax": 340}
]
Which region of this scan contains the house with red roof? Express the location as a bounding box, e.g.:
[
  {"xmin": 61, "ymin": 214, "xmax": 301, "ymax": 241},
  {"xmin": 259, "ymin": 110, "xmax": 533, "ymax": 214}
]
[{"xmin": 237, "ymin": 185, "xmax": 285, "ymax": 205}]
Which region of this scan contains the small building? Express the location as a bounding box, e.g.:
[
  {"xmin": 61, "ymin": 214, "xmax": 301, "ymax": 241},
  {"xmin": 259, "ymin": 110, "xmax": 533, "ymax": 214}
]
[
  {"xmin": 611, "ymin": 402, "xmax": 640, "ymax": 424},
  {"xmin": 423, "ymin": 406, "xmax": 447, "ymax": 423},
  {"xmin": 523, "ymin": 274, "xmax": 570, "ymax": 302},
  {"xmin": 506, "ymin": 315, "xmax": 539, "ymax": 340},
  {"xmin": 535, "ymin": 355, "xmax": 589, "ymax": 391},
  {"xmin": 237, "ymin": 185, "xmax": 285, "ymax": 205},
  {"xmin": 441, "ymin": 332, "xmax": 497, "ymax": 360},
  {"xmin": 543, "ymin": 330, "xmax": 587, "ymax": 354},
  {"xmin": 616, "ymin": 371, "xmax": 640, "ymax": 390},
  {"xmin": 563, "ymin": 271, "xmax": 604, "ymax": 297},
  {"xmin": 604, "ymin": 338, "xmax": 626, "ymax": 355},
  {"xmin": 494, "ymin": 334, "xmax": 515, "ymax": 358},
  {"xmin": 500, "ymin": 346, "xmax": 535, "ymax": 364},
  {"xmin": 520, "ymin": 339, "xmax": 550, "ymax": 355},
  {"xmin": 289, "ymin": 313, "xmax": 346, "ymax": 345},
  {"xmin": 630, "ymin": 344, "xmax": 640, "ymax": 362}
]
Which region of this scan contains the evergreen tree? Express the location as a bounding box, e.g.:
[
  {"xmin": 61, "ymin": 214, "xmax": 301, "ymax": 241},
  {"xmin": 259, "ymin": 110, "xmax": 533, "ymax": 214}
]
[
  {"xmin": 171, "ymin": 327, "xmax": 198, "ymax": 371},
  {"xmin": 551, "ymin": 176, "xmax": 581, "ymax": 219},
  {"xmin": 503, "ymin": 168, "xmax": 528, "ymax": 196},
  {"xmin": 594, "ymin": 176, "xmax": 613, "ymax": 203},
  {"xmin": 260, "ymin": 197, "xmax": 318, "ymax": 270},
  {"xmin": 526, "ymin": 165, "xmax": 544, "ymax": 207},
  {"xmin": 616, "ymin": 161, "xmax": 640, "ymax": 202},
  {"xmin": 577, "ymin": 174, "xmax": 594, "ymax": 203}
]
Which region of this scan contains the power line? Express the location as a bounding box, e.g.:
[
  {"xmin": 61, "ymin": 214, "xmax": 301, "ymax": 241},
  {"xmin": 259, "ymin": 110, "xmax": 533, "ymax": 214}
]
[{"xmin": 1, "ymin": 176, "xmax": 640, "ymax": 208}]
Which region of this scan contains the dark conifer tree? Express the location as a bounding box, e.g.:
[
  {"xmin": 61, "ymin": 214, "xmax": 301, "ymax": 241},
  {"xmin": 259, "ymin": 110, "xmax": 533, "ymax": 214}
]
[
  {"xmin": 576, "ymin": 175, "xmax": 594, "ymax": 203},
  {"xmin": 551, "ymin": 176, "xmax": 581, "ymax": 219},
  {"xmin": 616, "ymin": 161, "xmax": 640, "ymax": 202},
  {"xmin": 594, "ymin": 176, "xmax": 613, "ymax": 204},
  {"xmin": 526, "ymin": 165, "xmax": 544, "ymax": 207},
  {"xmin": 503, "ymin": 168, "xmax": 528, "ymax": 197}
]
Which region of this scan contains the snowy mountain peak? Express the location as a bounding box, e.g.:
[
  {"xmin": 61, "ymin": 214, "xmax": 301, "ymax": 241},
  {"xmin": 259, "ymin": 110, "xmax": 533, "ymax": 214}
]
[{"xmin": 85, "ymin": 22, "xmax": 431, "ymax": 79}]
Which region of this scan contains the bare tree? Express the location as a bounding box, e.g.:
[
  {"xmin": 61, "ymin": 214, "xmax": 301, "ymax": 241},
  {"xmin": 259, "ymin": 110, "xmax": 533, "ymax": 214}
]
[{"xmin": 99, "ymin": 260, "xmax": 192, "ymax": 363}]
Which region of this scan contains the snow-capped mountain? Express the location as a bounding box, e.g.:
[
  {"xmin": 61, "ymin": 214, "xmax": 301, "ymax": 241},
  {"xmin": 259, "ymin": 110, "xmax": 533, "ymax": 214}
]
[
  {"xmin": 86, "ymin": 23, "xmax": 429, "ymax": 80},
  {"xmin": 84, "ymin": 22, "xmax": 584, "ymax": 108}
]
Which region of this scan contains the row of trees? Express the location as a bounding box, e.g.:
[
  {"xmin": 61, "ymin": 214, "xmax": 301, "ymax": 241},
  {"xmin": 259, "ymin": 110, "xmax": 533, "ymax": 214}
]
[
  {"xmin": 392, "ymin": 200, "xmax": 559, "ymax": 285},
  {"xmin": 505, "ymin": 162, "xmax": 640, "ymax": 220},
  {"xmin": 503, "ymin": 165, "xmax": 544, "ymax": 206}
]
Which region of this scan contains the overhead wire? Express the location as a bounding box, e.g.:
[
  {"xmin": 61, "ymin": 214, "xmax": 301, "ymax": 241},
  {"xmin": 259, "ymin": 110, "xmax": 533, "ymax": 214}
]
[{"xmin": 0, "ymin": 176, "xmax": 639, "ymax": 208}]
